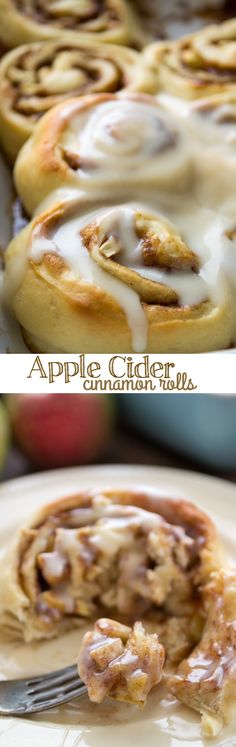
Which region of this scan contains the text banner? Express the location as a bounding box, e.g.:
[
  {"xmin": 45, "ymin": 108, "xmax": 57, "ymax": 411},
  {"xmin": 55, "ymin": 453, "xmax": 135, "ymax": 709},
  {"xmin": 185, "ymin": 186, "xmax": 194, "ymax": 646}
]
[{"xmin": 0, "ymin": 353, "xmax": 235, "ymax": 393}]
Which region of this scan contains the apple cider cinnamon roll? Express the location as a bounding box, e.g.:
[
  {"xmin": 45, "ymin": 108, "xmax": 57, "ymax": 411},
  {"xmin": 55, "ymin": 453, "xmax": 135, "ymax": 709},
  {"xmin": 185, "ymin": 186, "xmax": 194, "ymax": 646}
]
[
  {"xmin": 0, "ymin": 488, "xmax": 224, "ymax": 643},
  {"xmin": 78, "ymin": 618, "xmax": 165, "ymax": 705},
  {"xmin": 170, "ymin": 569, "xmax": 236, "ymax": 738},
  {"xmin": 14, "ymin": 93, "xmax": 193, "ymax": 216},
  {"xmin": 188, "ymin": 91, "xmax": 236, "ymax": 151},
  {"xmin": 155, "ymin": 90, "xmax": 236, "ymax": 207},
  {"xmin": 145, "ymin": 19, "xmax": 236, "ymax": 100},
  {"xmin": 0, "ymin": 41, "xmax": 155, "ymax": 162},
  {"xmin": 0, "ymin": 0, "xmax": 144, "ymax": 50},
  {"xmin": 160, "ymin": 90, "xmax": 236, "ymax": 151},
  {"xmin": 4, "ymin": 201, "xmax": 235, "ymax": 353}
]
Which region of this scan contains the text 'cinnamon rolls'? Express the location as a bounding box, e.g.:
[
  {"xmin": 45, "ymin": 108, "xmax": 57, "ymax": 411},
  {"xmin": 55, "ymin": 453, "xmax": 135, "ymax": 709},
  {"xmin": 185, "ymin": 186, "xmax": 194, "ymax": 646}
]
[
  {"xmin": 1, "ymin": 486, "xmax": 236, "ymax": 735},
  {"xmin": 0, "ymin": 0, "xmax": 145, "ymax": 50},
  {"xmin": 0, "ymin": 41, "xmax": 155, "ymax": 161}
]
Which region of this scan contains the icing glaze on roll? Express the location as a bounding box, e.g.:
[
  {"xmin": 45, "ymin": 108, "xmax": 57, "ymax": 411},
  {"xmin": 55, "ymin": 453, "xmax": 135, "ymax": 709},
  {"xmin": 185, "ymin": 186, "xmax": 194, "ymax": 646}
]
[
  {"xmin": 14, "ymin": 93, "xmax": 194, "ymax": 216},
  {"xmin": 158, "ymin": 91, "xmax": 236, "ymax": 208},
  {"xmin": 60, "ymin": 98, "xmax": 191, "ymax": 192},
  {"xmin": 159, "ymin": 92, "xmax": 236, "ymax": 152},
  {"xmin": 28, "ymin": 201, "xmax": 236, "ymax": 352}
]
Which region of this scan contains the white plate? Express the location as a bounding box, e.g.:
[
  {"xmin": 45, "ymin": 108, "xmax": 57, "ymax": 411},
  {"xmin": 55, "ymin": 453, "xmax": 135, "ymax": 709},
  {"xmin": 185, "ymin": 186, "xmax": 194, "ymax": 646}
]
[{"xmin": 0, "ymin": 463, "xmax": 235, "ymax": 746}]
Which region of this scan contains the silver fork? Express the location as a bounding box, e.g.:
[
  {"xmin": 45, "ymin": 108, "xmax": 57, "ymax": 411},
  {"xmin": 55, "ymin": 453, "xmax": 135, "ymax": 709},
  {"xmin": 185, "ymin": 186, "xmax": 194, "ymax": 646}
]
[{"xmin": 0, "ymin": 664, "xmax": 87, "ymax": 715}]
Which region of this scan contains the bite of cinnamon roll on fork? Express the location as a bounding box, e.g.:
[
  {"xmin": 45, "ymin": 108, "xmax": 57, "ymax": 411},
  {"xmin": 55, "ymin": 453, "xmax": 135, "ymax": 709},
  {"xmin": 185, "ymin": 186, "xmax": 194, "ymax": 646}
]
[{"xmin": 78, "ymin": 618, "xmax": 165, "ymax": 705}]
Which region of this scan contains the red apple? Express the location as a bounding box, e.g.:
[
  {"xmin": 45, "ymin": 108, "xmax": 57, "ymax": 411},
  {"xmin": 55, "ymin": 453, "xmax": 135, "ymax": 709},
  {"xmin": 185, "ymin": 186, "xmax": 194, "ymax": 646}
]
[
  {"xmin": 0, "ymin": 401, "xmax": 10, "ymax": 470},
  {"xmin": 6, "ymin": 394, "xmax": 114, "ymax": 469}
]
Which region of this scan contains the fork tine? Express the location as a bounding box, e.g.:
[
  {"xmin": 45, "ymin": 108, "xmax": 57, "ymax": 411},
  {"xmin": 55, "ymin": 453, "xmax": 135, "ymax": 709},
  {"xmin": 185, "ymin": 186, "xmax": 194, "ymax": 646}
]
[
  {"xmin": 27, "ymin": 664, "xmax": 78, "ymax": 686},
  {"xmin": 26, "ymin": 684, "xmax": 88, "ymax": 713},
  {"xmin": 0, "ymin": 679, "xmax": 87, "ymax": 715},
  {"xmin": 27, "ymin": 665, "xmax": 80, "ymax": 693},
  {"xmin": 30, "ymin": 675, "xmax": 82, "ymax": 701}
]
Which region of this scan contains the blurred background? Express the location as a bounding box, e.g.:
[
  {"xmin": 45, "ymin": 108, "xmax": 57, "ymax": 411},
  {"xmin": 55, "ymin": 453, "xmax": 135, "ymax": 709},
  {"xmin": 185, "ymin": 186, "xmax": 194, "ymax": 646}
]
[{"xmin": 0, "ymin": 394, "xmax": 236, "ymax": 484}]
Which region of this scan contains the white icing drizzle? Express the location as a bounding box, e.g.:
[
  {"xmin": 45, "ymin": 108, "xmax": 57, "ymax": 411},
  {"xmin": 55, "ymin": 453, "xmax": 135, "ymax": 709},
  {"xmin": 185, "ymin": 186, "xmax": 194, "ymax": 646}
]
[
  {"xmin": 29, "ymin": 200, "xmax": 236, "ymax": 351},
  {"xmin": 60, "ymin": 98, "xmax": 191, "ymax": 191},
  {"xmin": 39, "ymin": 551, "xmax": 66, "ymax": 580},
  {"xmin": 97, "ymin": 205, "xmax": 209, "ymax": 306},
  {"xmin": 203, "ymin": 217, "xmax": 236, "ymax": 312},
  {"xmin": 78, "ymin": 100, "xmax": 172, "ymax": 165},
  {"xmin": 158, "ymin": 92, "xmax": 236, "ymax": 204},
  {"xmin": 31, "ymin": 209, "xmax": 148, "ymax": 353},
  {"xmin": 158, "ymin": 93, "xmax": 236, "ymax": 150}
]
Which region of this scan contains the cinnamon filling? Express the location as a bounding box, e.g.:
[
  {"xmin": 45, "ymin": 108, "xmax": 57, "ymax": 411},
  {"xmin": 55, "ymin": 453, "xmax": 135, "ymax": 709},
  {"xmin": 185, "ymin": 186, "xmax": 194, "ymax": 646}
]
[{"xmin": 14, "ymin": 0, "xmax": 119, "ymax": 30}]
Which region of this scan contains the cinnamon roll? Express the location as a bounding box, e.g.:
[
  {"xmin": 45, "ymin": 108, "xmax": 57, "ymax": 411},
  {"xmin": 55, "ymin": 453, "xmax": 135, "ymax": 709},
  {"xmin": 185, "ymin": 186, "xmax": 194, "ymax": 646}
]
[
  {"xmin": 157, "ymin": 90, "xmax": 236, "ymax": 208},
  {"xmin": 0, "ymin": 488, "xmax": 224, "ymax": 643},
  {"xmin": 170, "ymin": 569, "xmax": 236, "ymax": 738},
  {"xmin": 14, "ymin": 93, "xmax": 193, "ymax": 216},
  {"xmin": 0, "ymin": 0, "xmax": 144, "ymax": 50},
  {"xmin": 188, "ymin": 91, "xmax": 236, "ymax": 154},
  {"xmin": 0, "ymin": 41, "xmax": 156, "ymax": 162},
  {"xmin": 145, "ymin": 19, "xmax": 236, "ymax": 100},
  {"xmin": 2, "ymin": 485, "xmax": 235, "ymax": 732},
  {"xmin": 4, "ymin": 200, "xmax": 235, "ymax": 353},
  {"xmin": 159, "ymin": 90, "xmax": 236, "ymax": 150}
]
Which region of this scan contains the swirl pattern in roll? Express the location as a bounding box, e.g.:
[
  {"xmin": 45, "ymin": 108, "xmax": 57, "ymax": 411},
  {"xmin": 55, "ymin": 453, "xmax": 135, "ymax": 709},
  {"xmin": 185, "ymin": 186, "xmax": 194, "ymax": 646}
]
[
  {"xmin": 144, "ymin": 19, "xmax": 236, "ymax": 100},
  {"xmin": 1, "ymin": 485, "xmax": 235, "ymax": 734},
  {"xmin": 0, "ymin": 0, "xmax": 144, "ymax": 49},
  {"xmin": 0, "ymin": 41, "xmax": 155, "ymax": 162},
  {"xmin": 0, "ymin": 488, "xmax": 223, "ymax": 643},
  {"xmin": 4, "ymin": 200, "xmax": 235, "ymax": 353},
  {"xmin": 14, "ymin": 93, "xmax": 194, "ymax": 215}
]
